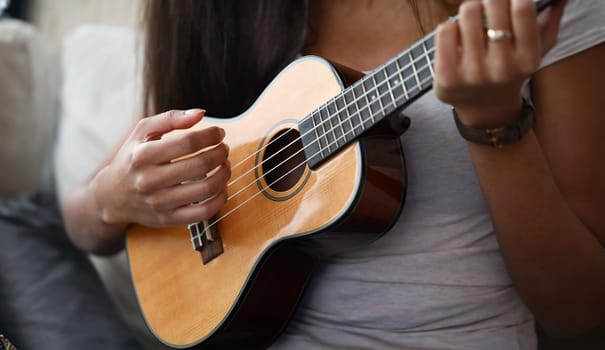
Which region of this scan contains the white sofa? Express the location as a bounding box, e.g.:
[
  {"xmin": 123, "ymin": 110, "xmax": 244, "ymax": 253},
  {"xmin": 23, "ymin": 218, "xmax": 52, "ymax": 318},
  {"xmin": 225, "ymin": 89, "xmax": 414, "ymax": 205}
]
[{"xmin": 0, "ymin": 18, "xmax": 58, "ymax": 197}]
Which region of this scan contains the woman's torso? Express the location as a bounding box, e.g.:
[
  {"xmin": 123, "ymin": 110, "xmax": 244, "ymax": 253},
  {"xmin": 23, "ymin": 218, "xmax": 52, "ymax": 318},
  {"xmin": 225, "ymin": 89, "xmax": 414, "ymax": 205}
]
[{"xmin": 271, "ymin": 1, "xmax": 535, "ymax": 349}]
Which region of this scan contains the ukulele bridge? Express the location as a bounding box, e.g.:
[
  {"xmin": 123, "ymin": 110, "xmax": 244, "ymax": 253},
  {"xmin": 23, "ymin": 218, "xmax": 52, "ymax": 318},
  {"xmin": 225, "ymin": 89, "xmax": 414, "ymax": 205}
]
[{"xmin": 188, "ymin": 220, "xmax": 223, "ymax": 264}]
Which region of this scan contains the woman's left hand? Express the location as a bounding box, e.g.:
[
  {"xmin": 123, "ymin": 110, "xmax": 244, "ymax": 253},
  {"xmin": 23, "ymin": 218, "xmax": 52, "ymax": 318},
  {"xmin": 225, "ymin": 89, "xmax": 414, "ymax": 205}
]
[{"xmin": 433, "ymin": 0, "xmax": 567, "ymax": 127}]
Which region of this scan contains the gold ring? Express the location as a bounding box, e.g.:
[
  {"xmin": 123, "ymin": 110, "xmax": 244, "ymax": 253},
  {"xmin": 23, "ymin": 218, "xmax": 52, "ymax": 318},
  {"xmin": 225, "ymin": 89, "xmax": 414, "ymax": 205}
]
[{"xmin": 487, "ymin": 29, "xmax": 513, "ymax": 42}]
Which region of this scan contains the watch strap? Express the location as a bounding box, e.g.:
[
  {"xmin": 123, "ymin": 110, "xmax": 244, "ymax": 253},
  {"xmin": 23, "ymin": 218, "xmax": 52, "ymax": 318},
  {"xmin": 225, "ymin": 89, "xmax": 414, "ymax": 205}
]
[{"xmin": 452, "ymin": 99, "xmax": 535, "ymax": 148}]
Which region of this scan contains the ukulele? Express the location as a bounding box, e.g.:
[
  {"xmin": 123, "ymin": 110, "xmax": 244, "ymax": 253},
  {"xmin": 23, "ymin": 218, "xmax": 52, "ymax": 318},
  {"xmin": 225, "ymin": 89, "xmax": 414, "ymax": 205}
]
[{"xmin": 126, "ymin": 1, "xmax": 556, "ymax": 348}]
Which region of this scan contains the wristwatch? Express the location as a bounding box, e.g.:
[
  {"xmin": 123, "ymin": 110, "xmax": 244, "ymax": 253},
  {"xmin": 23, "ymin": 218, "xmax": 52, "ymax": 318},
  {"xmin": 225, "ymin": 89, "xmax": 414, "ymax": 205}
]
[{"xmin": 452, "ymin": 99, "xmax": 535, "ymax": 148}]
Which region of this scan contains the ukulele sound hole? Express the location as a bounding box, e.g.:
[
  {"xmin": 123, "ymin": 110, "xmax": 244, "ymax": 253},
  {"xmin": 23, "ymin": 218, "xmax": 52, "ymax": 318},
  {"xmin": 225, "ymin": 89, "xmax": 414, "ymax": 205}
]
[{"xmin": 262, "ymin": 128, "xmax": 306, "ymax": 192}]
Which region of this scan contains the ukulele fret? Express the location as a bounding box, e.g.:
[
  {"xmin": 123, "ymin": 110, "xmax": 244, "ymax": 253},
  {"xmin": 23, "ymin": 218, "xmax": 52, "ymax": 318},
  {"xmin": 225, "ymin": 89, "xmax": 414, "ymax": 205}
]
[
  {"xmin": 333, "ymin": 98, "xmax": 351, "ymax": 144},
  {"xmin": 309, "ymin": 111, "xmax": 325, "ymax": 159},
  {"xmin": 398, "ymin": 54, "xmax": 418, "ymax": 98},
  {"xmin": 410, "ymin": 39, "xmax": 433, "ymax": 90},
  {"xmin": 394, "ymin": 59, "xmax": 409, "ymax": 100},
  {"xmin": 300, "ymin": 111, "xmax": 324, "ymax": 167},
  {"xmin": 361, "ymin": 79, "xmax": 378, "ymax": 125},
  {"xmin": 374, "ymin": 68, "xmax": 397, "ymax": 116},
  {"xmin": 408, "ymin": 51, "xmax": 423, "ymax": 92},
  {"xmin": 350, "ymin": 86, "xmax": 366, "ymax": 133},
  {"xmin": 383, "ymin": 68, "xmax": 398, "ymax": 110},
  {"xmin": 326, "ymin": 101, "xmax": 344, "ymax": 149},
  {"xmin": 319, "ymin": 107, "xmax": 335, "ymax": 152},
  {"xmin": 371, "ymin": 74, "xmax": 387, "ymax": 118},
  {"xmin": 312, "ymin": 110, "xmax": 329, "ymax": 156},
  {"xmin": 422, "ymin": 39, "xmax": 435, "ymax": 78},
  {"xmin": 343, "ymin": 90, "xmax": 358, "ymax": 138}
]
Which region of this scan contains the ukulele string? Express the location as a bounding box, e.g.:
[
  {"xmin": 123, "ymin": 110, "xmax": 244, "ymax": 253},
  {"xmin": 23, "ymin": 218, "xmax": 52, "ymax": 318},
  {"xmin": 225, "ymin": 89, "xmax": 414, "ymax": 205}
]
[
  {"xmin": 192, "ymin": 49, "xmax": 434, "ymax": 239},
  {"xmin": 223, "ymin": 38, "xmax": 436, "ymax": 205}
]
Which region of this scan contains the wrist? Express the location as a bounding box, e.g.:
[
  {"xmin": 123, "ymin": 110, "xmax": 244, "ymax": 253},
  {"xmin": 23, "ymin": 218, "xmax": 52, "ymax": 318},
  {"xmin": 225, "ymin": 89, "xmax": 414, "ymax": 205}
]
[
  {"xmin": 90, "ymin": 175, "xmax": 128, "ymax": 254},
  {"xmin": 452, "ymin": 98, "xmax": 524, "ymax": 128},
  {"xmin": 63, "ymin": 174, "xmax": 127, "ymax": 255},
  {"xmin": 453, "ymin": 98, "xmax": 535, "ymax": 148},
  {"xmin": 91, "ymin": 167, "xmax": 125, "ymax": 228}
]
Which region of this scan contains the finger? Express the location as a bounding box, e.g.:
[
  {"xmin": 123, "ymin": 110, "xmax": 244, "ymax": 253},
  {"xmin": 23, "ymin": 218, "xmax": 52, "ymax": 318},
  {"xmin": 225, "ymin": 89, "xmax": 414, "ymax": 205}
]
[
  {"xmin": 511, "ymin": 0, "xmax": 541, "ymax": 72},
  {"xmin": 149, "ymin": 161, "xmax": 231, "ymax": 212},
  {"xmin": 135, "ymin": 126, "xmax": 226, "ymax": 166},
  {"xmin": 434, "ymin": 21, "xmax": 462, "ymax": 90},
  {"xmin": 485, "ymin": 0, "xmax": 514, "ymax": 50},
  {"xmin": 160, "ymin": 190, "xmax": 228, "ymax": 226},
  {"xmin": 458, "ymin": 0, "xmax": 487, "ymax": 83},
  {"xmin": 484, "ymin": 0, "xmax": 515, "ymax": 81},
  {"xmin": 132, "ymin": 109, "xmax": 205, "ymax": 142},
  {"xmin": 147, "ymin": 142, "xmax": 230, "ymax": 190}
]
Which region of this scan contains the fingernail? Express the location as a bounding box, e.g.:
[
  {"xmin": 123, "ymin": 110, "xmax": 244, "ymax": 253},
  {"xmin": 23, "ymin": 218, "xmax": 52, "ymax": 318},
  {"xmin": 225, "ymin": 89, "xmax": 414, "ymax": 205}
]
[
  {"xmin": 219, "ymin": 127, "xmax": 226, "ymax": 138},
  {"xmin": 185, "ymin": 108, "xmax": 205, "ymax": 116}
]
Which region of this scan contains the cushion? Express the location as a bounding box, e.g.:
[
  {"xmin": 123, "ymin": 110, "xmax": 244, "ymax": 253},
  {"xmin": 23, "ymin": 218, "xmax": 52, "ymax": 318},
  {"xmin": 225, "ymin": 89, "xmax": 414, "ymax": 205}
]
[
  {"xmin": 0, "ymin": 191, "xmax": 141, "ymax": 349},
  {"xmin": 0, "ymin": 19, "xmax": 58, "ymax": 196},
  {"xmin": 53, "ymin": 25, "xmax": 142, "ymax": 202}
]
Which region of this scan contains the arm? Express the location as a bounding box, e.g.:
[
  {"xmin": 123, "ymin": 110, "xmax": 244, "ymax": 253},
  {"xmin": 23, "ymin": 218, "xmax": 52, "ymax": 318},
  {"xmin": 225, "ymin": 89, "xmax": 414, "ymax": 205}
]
[
  {"xmin": 62, "ymin": 109, "xmax": 231, "ymax": 255},
  {"xmin": 434, "ymin": 0, "xmax": 605, "ymax": 335},
  {"xmin": 467, "ymin": 43, "xmax": 605, "ymax": 336}
]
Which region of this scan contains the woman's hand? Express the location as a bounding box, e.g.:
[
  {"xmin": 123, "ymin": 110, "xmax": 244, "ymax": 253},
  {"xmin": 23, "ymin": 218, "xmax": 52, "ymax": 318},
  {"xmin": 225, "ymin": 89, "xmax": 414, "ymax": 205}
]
[
  {"xmin": 93, "ymin": 109, "xmax": 231, "ymax": 228},
  {"xmin": 433, "ymin": 0, "xmax": 566, "ymax": 127}
]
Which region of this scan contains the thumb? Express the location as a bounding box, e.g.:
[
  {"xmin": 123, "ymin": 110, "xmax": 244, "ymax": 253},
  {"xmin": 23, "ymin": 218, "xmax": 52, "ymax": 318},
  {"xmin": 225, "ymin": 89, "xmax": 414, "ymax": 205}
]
[{"xmin": 135, "ymin": 109, "xmax": 205, "ymax": 141}]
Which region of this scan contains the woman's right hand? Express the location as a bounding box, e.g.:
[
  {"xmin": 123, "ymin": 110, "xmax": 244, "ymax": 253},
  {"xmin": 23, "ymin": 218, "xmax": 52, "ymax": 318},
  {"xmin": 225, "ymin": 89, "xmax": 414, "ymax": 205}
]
[{"xmin": 92, "ymin": 109, "xmax": 231, "ymax": 228}]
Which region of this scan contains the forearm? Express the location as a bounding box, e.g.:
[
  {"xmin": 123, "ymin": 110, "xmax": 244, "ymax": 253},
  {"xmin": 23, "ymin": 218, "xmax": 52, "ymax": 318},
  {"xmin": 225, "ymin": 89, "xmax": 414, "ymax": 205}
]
[
  {"xmin": 468, "ymin": 132, "xmax": 605, "ymax": 334},
  {"xmin": 62, "ymin": 172, "xmax": 127, "ymax": 255}
]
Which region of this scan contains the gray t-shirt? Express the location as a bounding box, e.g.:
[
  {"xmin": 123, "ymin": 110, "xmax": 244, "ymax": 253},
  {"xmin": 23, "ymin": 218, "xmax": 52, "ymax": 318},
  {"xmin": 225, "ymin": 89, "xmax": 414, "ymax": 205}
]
[{"xmin": 271, "ymin": 1, "xmax": 605, "ymax": 349}]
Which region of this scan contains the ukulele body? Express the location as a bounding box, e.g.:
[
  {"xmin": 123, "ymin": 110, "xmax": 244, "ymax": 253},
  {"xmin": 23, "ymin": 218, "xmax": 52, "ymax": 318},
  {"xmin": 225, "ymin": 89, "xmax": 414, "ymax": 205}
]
[{"xmin": 127, "ymin": 56, "xmax": 406, "ymax": 349}]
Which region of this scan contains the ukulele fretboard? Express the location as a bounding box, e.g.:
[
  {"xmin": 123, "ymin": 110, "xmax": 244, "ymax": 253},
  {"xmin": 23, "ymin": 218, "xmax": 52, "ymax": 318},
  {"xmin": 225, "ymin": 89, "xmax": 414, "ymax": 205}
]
[{"xmin": 300, "ymin": 33, "xmax": 436, "ymax": 169}]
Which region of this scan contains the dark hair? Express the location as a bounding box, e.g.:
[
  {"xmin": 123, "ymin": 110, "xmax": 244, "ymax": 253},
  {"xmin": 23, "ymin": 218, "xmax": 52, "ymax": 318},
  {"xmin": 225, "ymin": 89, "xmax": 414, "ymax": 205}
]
[
  {"xmin": 144, "ymin": 0, "xmax": 308, "ymax": 117},
  {"xmin": 143, "ymin": 0, "xmax": 459, "ymax": 117}
]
